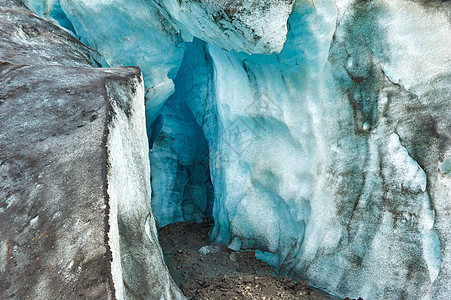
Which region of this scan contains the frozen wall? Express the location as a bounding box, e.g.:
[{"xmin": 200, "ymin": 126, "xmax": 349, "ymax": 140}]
[
  {"xmin": 196, "ymin": 1, "xmax": 450, "ymax": 299},
  {"xmin": 29, "ymin": 0, "xmax": 451, "ymax": 298}
]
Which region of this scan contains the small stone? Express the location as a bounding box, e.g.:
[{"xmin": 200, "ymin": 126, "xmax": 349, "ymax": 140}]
[{"xmin": 229, "ymin": 252, "xmax": 237, "ymax": 262}]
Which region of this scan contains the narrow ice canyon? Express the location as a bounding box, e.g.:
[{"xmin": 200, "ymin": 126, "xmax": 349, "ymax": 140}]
[{"xmin": 2, "ymin": 0, "xmax": 451, "ymax": 299}]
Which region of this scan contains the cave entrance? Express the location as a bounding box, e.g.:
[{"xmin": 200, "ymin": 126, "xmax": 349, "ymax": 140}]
[{"xmin": 147, "ymin": 39, "xmax": 214, "ymax": 229}]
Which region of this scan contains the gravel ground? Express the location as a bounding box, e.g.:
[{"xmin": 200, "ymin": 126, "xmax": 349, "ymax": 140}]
[{"xmin": 158, "ymin": 222, "xmax": 338, "ymax": 300}]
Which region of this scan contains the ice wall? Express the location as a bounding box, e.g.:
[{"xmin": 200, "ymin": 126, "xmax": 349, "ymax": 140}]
[
  {"xmin": 159, "ymin": 1, "xmax": 450, "ymax": 298},
  {"xmin": 147, "ymin": 2, "xmax": 450, "ymax": 298},
  {"xmin": 33, "ymin": 0, "xmax": 451, "ymax": 298}
]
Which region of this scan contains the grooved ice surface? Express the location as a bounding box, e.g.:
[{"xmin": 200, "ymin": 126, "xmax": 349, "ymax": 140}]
[{"xmin": 27, "ymin": 0, "xmax": 451, "ymax": 299}]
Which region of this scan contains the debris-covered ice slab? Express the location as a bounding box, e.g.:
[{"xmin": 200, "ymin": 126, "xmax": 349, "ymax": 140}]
[{"xmin": 0, "ymin": 1, "xmax": 184, "ymax": 299}]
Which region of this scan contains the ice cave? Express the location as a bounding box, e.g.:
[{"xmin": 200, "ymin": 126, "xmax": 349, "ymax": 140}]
[{"xmin": 1, "ymin": 0, "xmax": 450, "ymax": 299}]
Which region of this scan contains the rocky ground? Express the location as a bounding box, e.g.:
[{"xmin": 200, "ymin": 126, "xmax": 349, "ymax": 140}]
[{"xmin": 158, "ymin": 222, "xmax": 338, "ymax": 300}]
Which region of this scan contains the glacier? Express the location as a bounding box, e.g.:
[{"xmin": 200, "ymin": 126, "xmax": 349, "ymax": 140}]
[{"xmin": 22, "ymin": 0, "xmax": 451, "ymax": 299}]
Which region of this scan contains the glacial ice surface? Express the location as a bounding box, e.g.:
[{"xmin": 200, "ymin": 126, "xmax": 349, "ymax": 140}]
[{"xmin": 31, "ymin": 0, "xmax": 451, "ymax": 298}]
